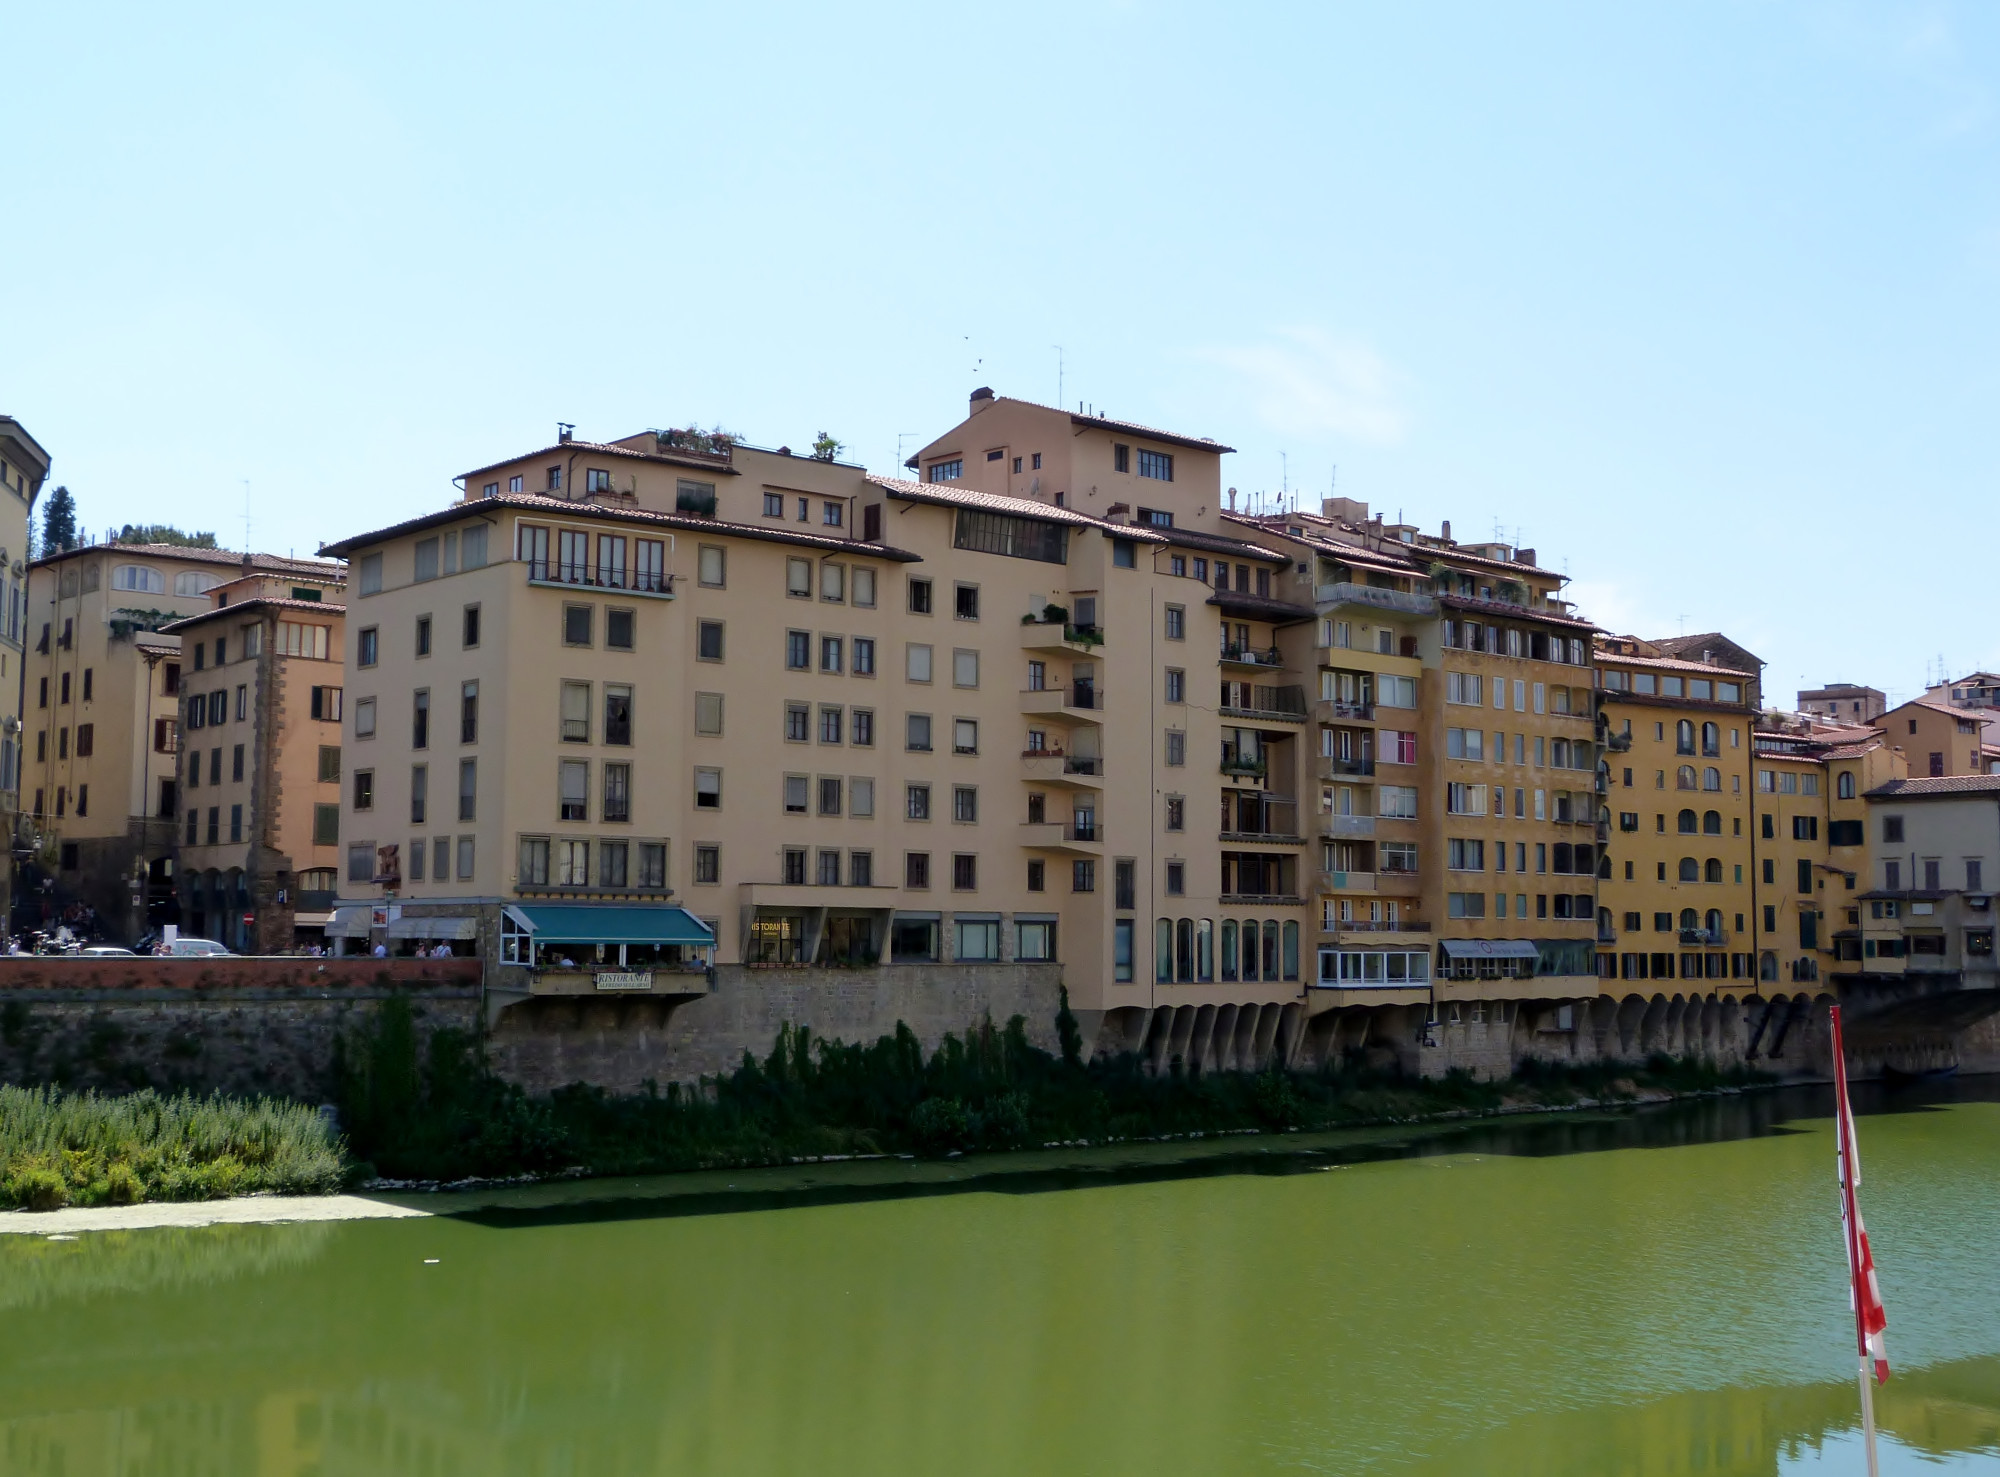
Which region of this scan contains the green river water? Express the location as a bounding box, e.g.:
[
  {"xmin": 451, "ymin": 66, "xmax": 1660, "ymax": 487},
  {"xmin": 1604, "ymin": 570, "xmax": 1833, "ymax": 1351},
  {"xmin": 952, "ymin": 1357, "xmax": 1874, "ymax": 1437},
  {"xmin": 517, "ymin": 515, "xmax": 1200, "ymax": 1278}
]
[{"xmin": 3, "ymin": 1083, "xmax": 1998, "ymax": 1476}]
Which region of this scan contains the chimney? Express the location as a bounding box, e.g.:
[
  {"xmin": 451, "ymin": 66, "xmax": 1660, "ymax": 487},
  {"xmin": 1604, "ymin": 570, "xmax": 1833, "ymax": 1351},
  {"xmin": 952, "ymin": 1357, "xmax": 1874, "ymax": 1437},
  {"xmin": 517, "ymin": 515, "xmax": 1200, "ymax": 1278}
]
[
  {"xmin": 969, "ymin": 387, "xmax": 995, "ymax": 415},
  {"xmin": 557, "ymin": 422, "xmax": 574, "ymax": 444},
  {"xmin": 1441, "ymin": 519, "xmax": 1452, "ymax": 542},
  {"xmin": 241, "ymin": 552, "xmax": 253, "ymax": 576},
  {"xmin": 1514, "ymin": 548, "xmax": 1535, "ymax": 566}
]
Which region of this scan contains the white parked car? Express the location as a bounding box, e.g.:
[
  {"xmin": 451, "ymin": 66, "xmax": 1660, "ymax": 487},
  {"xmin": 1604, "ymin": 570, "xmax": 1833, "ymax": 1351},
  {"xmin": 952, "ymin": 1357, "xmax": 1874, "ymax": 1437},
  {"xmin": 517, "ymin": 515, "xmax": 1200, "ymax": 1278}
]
[
  {"xmin": 164, "ymin": 938, "xmax": 233, "ymax": 957},
  {"xmin": 80, "ymin": 945, "xmax": 137, "ymax": 957}
]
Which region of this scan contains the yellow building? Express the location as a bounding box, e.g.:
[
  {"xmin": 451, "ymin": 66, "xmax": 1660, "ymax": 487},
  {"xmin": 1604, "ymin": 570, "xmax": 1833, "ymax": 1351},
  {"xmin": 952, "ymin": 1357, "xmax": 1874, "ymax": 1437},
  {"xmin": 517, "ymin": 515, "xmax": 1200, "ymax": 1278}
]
[
  {"xmin": 1594, "ymin": 634, "xmax": 1762, "ymax": 993},
  {"xmin": 0, "ymin": 417, "xmax": 48, "ymax": 937},
  {"xmin": 22, "ymin": 542, "xmax": 343, "ymax": 941},
  {"xmin": 162, "ymin": 564, "xmax": 347, "ymax": 952}
]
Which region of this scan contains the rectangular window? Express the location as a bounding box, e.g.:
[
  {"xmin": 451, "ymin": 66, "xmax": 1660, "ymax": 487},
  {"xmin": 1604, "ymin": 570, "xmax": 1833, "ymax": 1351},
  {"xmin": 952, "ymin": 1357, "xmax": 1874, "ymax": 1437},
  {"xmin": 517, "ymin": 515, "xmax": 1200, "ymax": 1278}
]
[
  {"xmin": 606, "ymin": 608, "xmax": 634, "ymax": 650},
  {"xmin": 1164, "ymin": 605, "xmax": 1185, "ymax": 640},
  {"xmin": 785, "ymin": 703, "xmax": 811, "ymax": 743},
  {"xmin": 852, "ymin": 637, "xmax": 876, "ymax": 676},
  {"xmin": 953, "ymin": 718, "xmax": 978, "ymax": 755},
  {"xmin": 1165, "ymin": 669, "xmax": 1185, "ymax": 704},
  {"xmin": 954, "ymin": 583, "xmax": 979, "ymax": 620},
  {"xmin": 313, "ymin": 803, "xmax": 340, "ymax": 846},
  {"xmin": 697, "ymin": 620, "xmax": 724, "ymax": 662},
  {"xmin": 603, "ymin": 685, "xmax": 632, "ymax": 745},
  {"xmin": 818, "ymin": 776, "xmax": 843, "ymax": 816},
  {"xmin": 818, "ymin": 705, "xmax": 844, "ymax": 745},
  {"xmin": 784, "ymin": 774, "xmax": 809, "ymax": 814},
  {"xmin": 358, "ymin": 627, "xmax": 378, "ymax": 667},
  {"xmin": 692, "ymin": 766, "xmax": 725, "ymax": 811},
  {"xmin": 906, "ymin": 644, "xmax": 933, "ymax": 683},
  {"xmin": 563, "ymin": 604, "xmax": 593, "ymax": 646},
  {"xmin": 694, "ymin": 845, "xmax": 720, "ymax": 884},
  {"xmin": 600, "ymin": 840, "xmax": 629, "ymax": 888},
  {"xmin": 559, "ymin": 759, "xmax": 589, "ymax": 821},
  {"xmin": 1137, "ymin": 448, "xmax": 1173, "ymax": 481},
  {"xmin": 457, "ymin": 835, "xmax": 474, "ymax": 881},
  {"xmin": 458, "ymin": 758, "xmax": 477, "ymax": 821},
  {"xmin": 953, "ymin": 785, "xmax": 978, "ymax": 823},
  {"xmin": 410, "ymin": 764, "xmax": 428, "ymax": 824},
  {"xmin": 561, "ymin": 681, "xmax": 591, "ymax": 742},
  {"xmin": 353, "ymin": 769, "xmax": 374, "ymax": 810},
  {"xmin": 462, "ymin": 604, "xmax": 481, "ymax": 648},
  {"xmin": 851, "ymin": 777, "xmax": 875, "ymax": 816},
  {"xmin": 821, "ymin": 564, "xmax": 845, "ymax": 602},
  {"xmin": 952, "ymin": 854, "xmax": 977, "ymax": 891},
  {"xmin": 952, "ymin": 508, "xmax": 1071, "ymax": 564},
  {"xmin": 952, "ymin": 649, "xmax": 979, "ymax": 688},
  {"xmin": 461, "ymin": 681, "xmax": 478, "ymax": 743},
  {"xmin": 1165, "ymin": 730, "xmax": 1185, "ymax": 767},
  {"xmin": 698, "ymin": 545, "xmax": 726, "ymax": 587},
  {"xmin": 907, "ymin": 714, "xmax": 932, "ymax": 752},
  {"xmin": 603, "ymin": 762, "xmax": 631, "ymax": 823},
  {"xmin": 786, "ymin": 630, "xmax": 810, "ymax": 670},
  {"xmin": 821, "ymin": 635, "xmax": 843, "ymax": 673},
  {"xmin": 639, "ymin": 843, "xmax": 667, "ymax": 888},
  {"xmin": 906, "ymin": 783, "xmax": 931, "ymax": 820}
]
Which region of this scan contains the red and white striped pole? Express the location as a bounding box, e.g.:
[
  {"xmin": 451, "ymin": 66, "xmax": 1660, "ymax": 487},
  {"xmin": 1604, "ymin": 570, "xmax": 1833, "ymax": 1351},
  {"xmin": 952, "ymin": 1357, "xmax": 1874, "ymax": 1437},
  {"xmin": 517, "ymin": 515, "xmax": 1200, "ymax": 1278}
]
[{"xmin": 1830, "ymin": 1005, "xmax": 1889, "ymax": 1476}]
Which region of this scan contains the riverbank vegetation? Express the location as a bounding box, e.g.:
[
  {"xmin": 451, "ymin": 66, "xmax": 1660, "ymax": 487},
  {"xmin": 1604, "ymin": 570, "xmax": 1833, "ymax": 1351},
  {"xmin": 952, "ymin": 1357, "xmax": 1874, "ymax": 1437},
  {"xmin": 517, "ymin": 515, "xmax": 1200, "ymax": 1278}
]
[
  {"xmin": 0, "ymin": 1085, "xmax": 344, "ymax": 1210},
  {"xmin": 335, "ymin": 994, "xmax": 1772, "ymax": 1184}
]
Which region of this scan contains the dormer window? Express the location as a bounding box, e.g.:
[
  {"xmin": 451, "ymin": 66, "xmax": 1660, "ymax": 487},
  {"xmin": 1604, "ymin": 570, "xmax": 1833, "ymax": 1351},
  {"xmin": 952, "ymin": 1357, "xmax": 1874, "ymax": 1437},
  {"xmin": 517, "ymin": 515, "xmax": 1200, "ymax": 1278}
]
[{"xmin": 586, "ymin": 468, "xmax": 613, "ymax": 493}]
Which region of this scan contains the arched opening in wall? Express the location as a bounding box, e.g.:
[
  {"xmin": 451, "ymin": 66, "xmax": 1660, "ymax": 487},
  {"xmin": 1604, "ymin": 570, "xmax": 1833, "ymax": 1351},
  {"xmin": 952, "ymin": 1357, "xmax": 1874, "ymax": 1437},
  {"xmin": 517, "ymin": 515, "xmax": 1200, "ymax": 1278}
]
[
  {"xmin": 1705, "ymin": 858, "xmax": 1723, "ymax": 883},
  {"xmin": 1679, "ymin": 857, "xmax": 1699, "ymax": 882},
  {"xmin": 1678, "ymin": 809, "xmax": 1698, "ymax": 834},
  {"xmin": 1702, "ymin": 810, "xmax": 1721, "ymax": 835},
  {"xmin": 1759, "ymin": 951, "xmax": 1778, "ymax": 982}
]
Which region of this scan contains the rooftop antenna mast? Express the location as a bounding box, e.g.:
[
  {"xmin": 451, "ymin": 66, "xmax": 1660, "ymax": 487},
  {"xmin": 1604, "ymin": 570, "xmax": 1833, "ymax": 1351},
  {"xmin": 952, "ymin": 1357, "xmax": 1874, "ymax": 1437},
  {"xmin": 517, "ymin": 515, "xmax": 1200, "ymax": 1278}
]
[
  {"xmin": 1281, "ymin": 452, "xmax": 1288, "ymax": 513},
  {"xmin": 241, "ymin": 480, "xmax": 251, "ymax": 555},
  {"xmin": 1054, "ymin": 346, "xmax": 1064, "ymax": 409}
]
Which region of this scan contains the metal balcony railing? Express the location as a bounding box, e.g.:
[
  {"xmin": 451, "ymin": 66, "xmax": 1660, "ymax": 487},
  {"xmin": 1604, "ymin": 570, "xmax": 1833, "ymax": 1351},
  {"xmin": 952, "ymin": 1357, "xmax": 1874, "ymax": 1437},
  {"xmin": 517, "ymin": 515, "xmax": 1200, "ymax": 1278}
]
[{"xmin": 1679, "ymin": 927, "xmax": 1727, "ymax": 947}]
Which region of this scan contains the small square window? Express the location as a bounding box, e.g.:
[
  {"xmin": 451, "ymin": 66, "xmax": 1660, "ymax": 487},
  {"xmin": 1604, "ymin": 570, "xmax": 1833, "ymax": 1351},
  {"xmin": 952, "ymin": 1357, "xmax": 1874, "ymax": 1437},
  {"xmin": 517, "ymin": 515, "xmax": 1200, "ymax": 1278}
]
[
  {"xmin": 763, "ymin": 492, "xmax": 784, "ymax": 518},
  {"xmin": 563, "ymin": 605, "xmax": 593, "ymax": 646},
  {"xmin": 908, "ymin": 578, "xmax": 933, "ymax": 614},
  {"xmin": 698, "ymin": 545, "xmax": 726, "ymax": 587},
  {"xmin": 787, "ymin": 559, "xmax": 812, "ymax": 597},
  {"xmin": 697, "ymin": 620, "xmax": 725, "ymax": 662},
  {"xmin": 954, "ymin": 584, "xmax": 979, "ymax": 620},
  {"xmin": 606, "ymin": 609, "xmax": 635, "ymax": 650}
]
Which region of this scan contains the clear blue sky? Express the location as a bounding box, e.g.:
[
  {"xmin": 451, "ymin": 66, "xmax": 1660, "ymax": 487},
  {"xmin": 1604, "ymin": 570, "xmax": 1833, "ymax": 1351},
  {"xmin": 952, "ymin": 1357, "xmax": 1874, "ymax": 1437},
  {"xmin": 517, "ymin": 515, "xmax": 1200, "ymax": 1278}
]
[{"xmin": 8, "ymin": 1, "xmax": 1996, "ymax": 706}]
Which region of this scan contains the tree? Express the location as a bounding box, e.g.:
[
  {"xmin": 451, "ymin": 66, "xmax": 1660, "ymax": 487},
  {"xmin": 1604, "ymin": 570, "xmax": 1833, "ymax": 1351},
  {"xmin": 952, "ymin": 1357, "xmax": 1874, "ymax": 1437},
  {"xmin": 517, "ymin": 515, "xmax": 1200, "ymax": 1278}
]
[
  {"xmin": 40, "ymin": 486, "xmax": 78, "ymax": 555},
  {"xmin": 810, "ymin": 431, "xmax": 844, "ymax": 463},
  {"xmin": 116, "ymin": 524, "xmax": 219, "ymax": 549}
]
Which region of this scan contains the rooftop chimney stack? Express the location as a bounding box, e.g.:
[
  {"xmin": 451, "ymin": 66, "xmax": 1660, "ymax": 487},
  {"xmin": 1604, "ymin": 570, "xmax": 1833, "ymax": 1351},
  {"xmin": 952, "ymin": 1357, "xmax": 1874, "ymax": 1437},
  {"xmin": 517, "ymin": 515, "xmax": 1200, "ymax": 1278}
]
[{"xmin": 969, "ymin": 387, "xmax": 994, "ymax": 415}]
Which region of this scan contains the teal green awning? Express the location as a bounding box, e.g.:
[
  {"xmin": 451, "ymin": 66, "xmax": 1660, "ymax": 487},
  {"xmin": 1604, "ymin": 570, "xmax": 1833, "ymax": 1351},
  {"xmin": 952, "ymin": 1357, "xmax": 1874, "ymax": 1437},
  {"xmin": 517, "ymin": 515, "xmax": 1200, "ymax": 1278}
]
[{"xmin": 503, "ymin": 904, "xmax": 714, "ymax": 946}]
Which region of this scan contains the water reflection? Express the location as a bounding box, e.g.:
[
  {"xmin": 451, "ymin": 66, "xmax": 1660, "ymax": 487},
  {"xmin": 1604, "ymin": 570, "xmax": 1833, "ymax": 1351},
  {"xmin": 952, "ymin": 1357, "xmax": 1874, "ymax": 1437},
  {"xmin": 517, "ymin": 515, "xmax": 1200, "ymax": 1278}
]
[{"xmin": 1, "ymin": 1086, "xmax": 1995, "ymax": 1477}]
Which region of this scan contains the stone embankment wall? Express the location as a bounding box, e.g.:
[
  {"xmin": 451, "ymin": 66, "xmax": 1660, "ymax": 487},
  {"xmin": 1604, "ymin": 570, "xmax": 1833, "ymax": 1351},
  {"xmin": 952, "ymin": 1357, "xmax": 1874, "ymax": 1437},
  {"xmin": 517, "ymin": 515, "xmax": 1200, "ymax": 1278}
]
[
  {"xmin": 486, "ymin": 962, "xmax": 1066, "ymax": 1093},
  {"xmin": 0, "ymin": 958, "xmax": 481, "ymax": 1101}
]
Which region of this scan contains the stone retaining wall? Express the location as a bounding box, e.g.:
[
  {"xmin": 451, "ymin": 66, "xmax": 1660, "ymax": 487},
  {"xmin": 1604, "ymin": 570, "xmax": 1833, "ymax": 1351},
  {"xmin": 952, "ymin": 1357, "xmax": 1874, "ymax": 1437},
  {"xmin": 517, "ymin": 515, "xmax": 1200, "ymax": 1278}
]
[
  {"xmin": 0, "ymin": 957, "xmax": 481, "ymax": 1101},
  {"xmin": 486, "ymin": 962, "xmax": 1066, "ymax": 1093}
]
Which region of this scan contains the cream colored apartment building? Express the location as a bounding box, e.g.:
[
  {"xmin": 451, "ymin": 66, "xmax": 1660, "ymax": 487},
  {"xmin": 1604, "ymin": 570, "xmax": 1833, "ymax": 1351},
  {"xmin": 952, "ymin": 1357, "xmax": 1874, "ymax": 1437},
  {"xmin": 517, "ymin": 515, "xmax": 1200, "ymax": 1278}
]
[
  {"xmin": 0, "ymin": 418, "xmax": 48, "ymax": 935},
  {"xmin": 22, "ymin": 543, "xmax": 342, "ymax": 940},
  {"xmin": 163, "ymin": 567, "xmax": 346, "ymax": 952}
]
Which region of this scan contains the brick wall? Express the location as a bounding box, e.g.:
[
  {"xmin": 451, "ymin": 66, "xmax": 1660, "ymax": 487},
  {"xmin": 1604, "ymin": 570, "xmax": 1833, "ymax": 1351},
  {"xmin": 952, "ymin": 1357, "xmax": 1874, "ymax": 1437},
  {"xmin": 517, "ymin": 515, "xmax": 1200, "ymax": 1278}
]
[{"xmin": 0, "ymin": 957, "xmax": 480, "ymax": 1100}]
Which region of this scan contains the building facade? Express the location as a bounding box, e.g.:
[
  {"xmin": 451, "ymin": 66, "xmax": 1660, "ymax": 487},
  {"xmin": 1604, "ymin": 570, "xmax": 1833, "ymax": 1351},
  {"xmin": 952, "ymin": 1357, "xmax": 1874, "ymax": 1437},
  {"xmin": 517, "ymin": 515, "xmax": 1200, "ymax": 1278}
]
[
  {"xmin": 0, "ymin": 418, "xmax": 48, "ymax": 937},
  {"xmin": 164, "ymin": 567, "xmax": 347, "ymax": 952},
  {"xmin": 1798, "ymin": 682, "xmax": 1885, "ymax": 724},
  {"xmin": 21, "ymin": 543, "xmax": 343, "ymax": 941},
  {"xmin": 1852, "ymin": 776, "xmax": 2000, "ymax": 988}
]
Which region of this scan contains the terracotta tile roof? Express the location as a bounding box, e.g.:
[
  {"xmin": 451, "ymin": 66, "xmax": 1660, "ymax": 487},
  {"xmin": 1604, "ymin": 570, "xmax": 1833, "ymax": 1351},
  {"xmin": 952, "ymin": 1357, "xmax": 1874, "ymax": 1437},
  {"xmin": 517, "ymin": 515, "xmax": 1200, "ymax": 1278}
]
[
  {"xmin": 1230, "ymin": 515, "xmax": 1422, "ymax": 578},
  {"xmin": 997, "ymin": 396, "xmax": 1237, "ymax": 455},
  {"xmin": 460, "ymin": 437, "xmax": 737, "ymax": 482},
  {"xmin": 1441, "ymin": 592, "xmax": 1601, "ymax": 632},
  {"xmin": 320, "ymin": 494, "xmax": 922, "ymax": 562},
  {"xmin": 1865, "ymin": 775, "xmax": 2000, "ymax": 798},
  {"xmin": 32, "ymin": 544, "xmax": 343, "ymax": 577},
  {"xmin": 1207, "ymin": 589, "xmax": 1317, "ymax": 625},
  {"xmin": 1594, "ymin": 648, "xmax": 1753, "ymax": 676},
  {"xmin": 868, "ymin": 475, "xmax": 1171, "ymax": 541},
  {"xmin": 159, "ymin": 597, "xmax": 348, "ymax": 633},
  {"xmin": 1150, "ymin": 523, "xmax": 1291, "ymax": 563},
  {"xmin": 1820, "ymin": 742, "xmax": 1883, "ymax": 760}
]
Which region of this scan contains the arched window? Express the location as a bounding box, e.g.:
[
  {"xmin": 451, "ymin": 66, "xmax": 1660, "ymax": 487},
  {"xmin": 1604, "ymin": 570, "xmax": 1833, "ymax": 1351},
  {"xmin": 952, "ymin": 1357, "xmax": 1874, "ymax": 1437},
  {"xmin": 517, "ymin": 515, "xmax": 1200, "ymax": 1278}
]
[
  {"xmin": 1676, "ymin": 765, "xmax": 1697, "ymax": 790},
  {"xmin": 111, "ymin": 564, "xmax": 165, "ymax": 594},
  {"xmin": 1598, "ymin": 852, "xmax": 1612, "ymax": 879},
  {"xmin": 1282, "ymin": 920, "xmax": 1299, "ymax": 981},
  {"xmin": 1705, "ymin": 908, "xmax": 1723, "ymax": 935},
  {"xmin": 1263, "ymin": 920, "xmax": 1281, "ymax": 980},
  {"xmin": 1156, "ymin": 920, "xmax": 1173, "ymax": 984},
  {"xmin": 1175, "ymin": 919, "xmax": 1194, "ymax": 982},
  {"xmin": 1678, "ymin": 857, "xmax": 1699, "ymax": 882},
  {"xmin": 1837, "ymin": 771, "xmax": 1856, "ymax": 800},
  {"xmin": 1676, "ymin": 720, "xmax": 1695, "ymax": 755},
  {"xmin": 1598, "ymin": 906, "xmax": 1613, "ymax": 932},
  {"xmin": 1679, "ymin": 908, "xmax": 1698, "ymax": 933},
  {"xmin": 1705, "ymin": 858, "xmax": 1723, "ymax": 883},
  {"xmin": 174, "ymin": 570, "xmax": 222, "ymax": 597},
  {"xmin": 1220, "ymin": 920, "xmax": 1238, "ymax": 981},
  {"xmin": 1702, "ymin": 767, "xmax": 1721, "ymax": 791},
  {"xmin": 1701, "ymin": 722, "xmax": 1720, "ymax": 756},
  {"xmin": 1241, "ymin": 921, "xmax": 1260, "ymax": 981},
  {"xmin": 1196, "ymin": 919, "xmax": 1214, "ymax": 981},
  {"xmin": 1677, "ymin": 808, "xmax": 1698, "ymax": 833},
  {"xmin": 1702, "ymin": 810, "xmax": 1721, "ymax": 835},
  {"xmin": 1759, "ymin": 951, "xmax": 1778, "ymax": 982}
]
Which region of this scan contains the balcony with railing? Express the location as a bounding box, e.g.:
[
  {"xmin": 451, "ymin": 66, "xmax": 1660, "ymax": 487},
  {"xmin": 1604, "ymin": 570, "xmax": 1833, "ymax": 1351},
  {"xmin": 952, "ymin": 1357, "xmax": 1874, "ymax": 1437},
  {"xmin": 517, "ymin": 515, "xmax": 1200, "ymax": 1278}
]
[
  {"xmin": 1019, "ymin": 750, "xmax": 1105, "ymax": 788},
  {"xmin": 1679, "ymin": 927, "xmax": 1727, "ymax": 947},
  {"xmin": 1219, "ymin": 642, "xmax": 1286, "ymax": 669},
  {"xmin": 1329, "ymin": 918, "xmax": 1432, "ymax": 935},
  {"xmin": 1019, "ymin": 683, "xmax": 1104, "ymax": 720},
  {"xmin": 1220, "ymin": 794, "xmax": 1304, "ymax": 846},
  {"xmin": 1322, "ymin": 812, "xmax": 1376, "ymax": 837},
  {"xmin": 1019, "ymin": 616, "xmax": 1105, "ymax": 655},
  {"xmin": 527, "ymin": 558, "xmax": 675, "ymax": 598},
  {"xmin": 1220, "ymin": 682, "xmax": 1309, "ymax": 724},
  {"xmin": 1315, "ymin": 582, "xmax": 1437, "ymax": 619},
  {"xmin": 1320, "ymin": 754, "xmax": 1375, "ymax": 779},
  {"xmin": 1020, "ymin": 820, "xmax": 1102, "ymax": 854},
  {"xmin": 1317, "ymin": 699, "xmax": 1374, "ymax": 722},
  {"xmin": 1319, "ymin": 870, "xmax": 1376, "ymax": 892}
]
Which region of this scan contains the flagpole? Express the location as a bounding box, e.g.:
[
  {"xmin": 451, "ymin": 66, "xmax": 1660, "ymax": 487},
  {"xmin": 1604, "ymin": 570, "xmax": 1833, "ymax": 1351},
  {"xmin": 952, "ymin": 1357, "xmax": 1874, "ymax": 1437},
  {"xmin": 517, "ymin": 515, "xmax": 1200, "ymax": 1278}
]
[{"xmin": 1830, "ymin": 1004, "xmax": 1883, "ymax": 1477}]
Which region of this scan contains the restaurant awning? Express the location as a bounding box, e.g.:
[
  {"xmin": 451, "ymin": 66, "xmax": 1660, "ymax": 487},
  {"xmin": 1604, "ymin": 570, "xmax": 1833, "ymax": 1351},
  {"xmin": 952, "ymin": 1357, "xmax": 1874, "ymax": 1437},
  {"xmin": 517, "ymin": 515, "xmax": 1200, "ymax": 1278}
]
[
  {"xmin": 325, "ymin": 905, "xmax": 372, "ymax": 939},
  {"xmin": 388, "ymin": 916, "xmax": 480, "ymax": 941},
  {"xmin": 1439, "ymin": 939, "xmax": 1541, "ymax": 960},
  {"xmin": 503, "ymin": 903, "xmax": 714, "ymax": 947},
  {"xmin": 293, "ymin": 912, "xmax": 334, "ymax": 929}
]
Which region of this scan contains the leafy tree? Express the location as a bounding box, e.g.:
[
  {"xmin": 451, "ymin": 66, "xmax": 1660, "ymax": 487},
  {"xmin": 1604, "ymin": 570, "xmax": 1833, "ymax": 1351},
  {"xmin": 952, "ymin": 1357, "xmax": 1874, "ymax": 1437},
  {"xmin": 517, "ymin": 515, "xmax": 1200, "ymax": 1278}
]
[
  {"xmin": 116, "ymin": 524, "xmax": 219, "ymax": 549},
  {"xmin": 39, "ymin": 486, "xmax": 78, "ymax": 555},
  {"xmin": 810, "ymin": 431, "xmax": 844, "ymax": 463}
]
